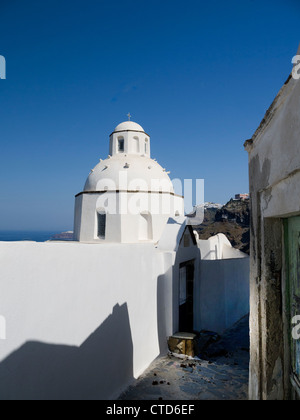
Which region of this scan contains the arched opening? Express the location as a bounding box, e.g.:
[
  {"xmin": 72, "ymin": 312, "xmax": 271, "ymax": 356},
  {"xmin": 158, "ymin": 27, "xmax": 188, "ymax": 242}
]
[
  {"xmin": 139, "ymin": 212, "xmax": 153, "ymax": 241},
  {"xmin": 145, "ymin": 138, "xmax": 148, "ymax": 154},
  {"xmin": 97, "ymin": 209, "xmax": 106, "ymax": 239},
  {"xmin": 133, "ymin": 136, "xmax": 140, "ymax": 153},
  {"xmin": 118, "ymin": 137, "xmax": 125, "ymax": 153}
]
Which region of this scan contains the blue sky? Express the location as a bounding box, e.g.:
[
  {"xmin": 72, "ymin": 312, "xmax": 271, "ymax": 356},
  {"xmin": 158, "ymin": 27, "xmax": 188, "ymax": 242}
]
[{"xmin": 0, "ymin": 0, "xmax": 299, "ymax": 231}]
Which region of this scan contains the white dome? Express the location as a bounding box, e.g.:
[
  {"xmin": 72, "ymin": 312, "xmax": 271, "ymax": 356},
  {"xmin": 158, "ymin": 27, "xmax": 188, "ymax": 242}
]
[
  {"xmin": 113, "ymin": 121, "xmax": 145, "ymax": 133},
  {"xmin": 84, "ymin": 155, "xmax": 174, "ymax": 193}
]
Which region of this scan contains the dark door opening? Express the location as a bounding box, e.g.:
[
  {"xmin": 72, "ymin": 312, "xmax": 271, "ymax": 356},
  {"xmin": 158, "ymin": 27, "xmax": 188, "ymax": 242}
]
[{"xmin": 179, "ymin": 260, "xmax": 195, "ymax": 332}]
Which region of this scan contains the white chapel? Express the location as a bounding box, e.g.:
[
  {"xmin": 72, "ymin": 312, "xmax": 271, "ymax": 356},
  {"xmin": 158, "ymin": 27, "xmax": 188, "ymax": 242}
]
[
  {"xmin": 74, "ymin": 120, "xmax": 184, "ymax": 243},
  {"xmin": 0, "ymin": 118, "xmax": 249, "ymax": 400}
]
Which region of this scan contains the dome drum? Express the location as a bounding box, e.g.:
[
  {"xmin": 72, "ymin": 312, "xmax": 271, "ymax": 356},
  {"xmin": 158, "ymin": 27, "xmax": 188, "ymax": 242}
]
[{"xmin": 74, "ymin": 121, "xmax": 185, "ymax": 244}]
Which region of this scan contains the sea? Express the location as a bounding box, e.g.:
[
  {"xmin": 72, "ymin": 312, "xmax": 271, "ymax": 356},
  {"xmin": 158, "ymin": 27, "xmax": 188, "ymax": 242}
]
[{"xmin": 0, "ymin": 231, "xmax": 60, "ymax": 242}]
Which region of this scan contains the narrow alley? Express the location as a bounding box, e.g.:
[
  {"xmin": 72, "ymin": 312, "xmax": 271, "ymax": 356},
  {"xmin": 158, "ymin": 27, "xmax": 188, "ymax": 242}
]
[{"xmin": 120, "ymin": 316, "xmax": 249, "ymax": 400}]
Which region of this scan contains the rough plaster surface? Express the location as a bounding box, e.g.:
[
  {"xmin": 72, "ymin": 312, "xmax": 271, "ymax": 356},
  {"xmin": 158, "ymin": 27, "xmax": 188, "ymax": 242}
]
[{"xmin": 246, "ymin": 74, "xmax": 300, "ymax": 400}]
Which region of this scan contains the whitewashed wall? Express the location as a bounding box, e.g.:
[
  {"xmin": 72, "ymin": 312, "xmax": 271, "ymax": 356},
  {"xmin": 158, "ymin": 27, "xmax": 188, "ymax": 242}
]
[
  {"xmin": 0, "ymin": 228, "xmax": 247, "ymax": 398},
  {"xmin": 198, "ymin": 233, "xmax": 248, "ymax": 260},
  {"xmin": 0, "ymin": 241, "xmax": 174, "ymax": 400},
  {"xmin": 74, "ymin": 192, "xmax": 184, "ymax": 243},
  {"xmin": 195, "ymin": 257, "xmax": 250, "ymax": 333},
  {"xmin": 195, "ymin": 234, "xmax": 249, "ymax": 333}
]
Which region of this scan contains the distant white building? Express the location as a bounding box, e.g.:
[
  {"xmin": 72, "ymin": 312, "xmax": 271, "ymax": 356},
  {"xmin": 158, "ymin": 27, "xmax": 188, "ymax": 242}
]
[{"xmin": 235, "ymin": 193, "xmax": 249, "ymax": 201}]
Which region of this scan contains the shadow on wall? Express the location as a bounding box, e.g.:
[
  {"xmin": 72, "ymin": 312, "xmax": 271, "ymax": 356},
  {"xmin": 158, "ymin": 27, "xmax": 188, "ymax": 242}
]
[
  {"xmin": 0, "ymin": 303, "xmax": 134, "ymax": 400},
  {"xmin": 197, "ymin": 259, "xmax": 250, "ymax": 334},
  {"xmin": 157, "ymin": 274, "xmax": 169, "ymax": 355}
]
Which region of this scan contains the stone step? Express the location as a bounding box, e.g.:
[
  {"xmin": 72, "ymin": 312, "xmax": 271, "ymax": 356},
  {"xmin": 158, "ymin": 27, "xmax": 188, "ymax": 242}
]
[{"xmin": 168, "ymin": 332, "xmax": 197, "ymax": 357}]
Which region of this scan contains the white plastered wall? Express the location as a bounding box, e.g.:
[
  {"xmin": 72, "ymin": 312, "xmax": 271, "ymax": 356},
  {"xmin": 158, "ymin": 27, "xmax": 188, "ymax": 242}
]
[
  {"xmin": 195, "ymin": 234, "xmax": 250, "ymax": 333},
  {"xmin": 0, "ymin": 241, "xmax": 175, "ymax": 400}
]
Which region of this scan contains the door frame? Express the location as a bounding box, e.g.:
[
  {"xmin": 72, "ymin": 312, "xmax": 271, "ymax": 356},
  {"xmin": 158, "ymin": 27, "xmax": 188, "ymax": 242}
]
[
  {"xmin": 178, "ymin": 260, "xmax": 195, "ymax": 333},
  {"xmin": 284, "ymin": 216, "xmax": 300, "ymax": 399}
]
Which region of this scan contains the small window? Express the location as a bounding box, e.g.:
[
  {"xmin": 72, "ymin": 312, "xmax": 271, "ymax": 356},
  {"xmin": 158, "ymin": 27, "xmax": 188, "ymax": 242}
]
[
  {"xmin": 97, "ymin": 211, "xmax": 106, "ymax": 239},
  {"xmin": 133, "ymin": 136, "xmax": 140, "ymax": 153},
  {"xmin": 145, "ymin": 138, "xmax": 148, "ymax": 154},
  {"xmin": 118, "ymin": 138, "xmax": 124, "ymax": 153},
  {"xmin": 139, "ymin": 212, "xmax": 153, "ymax": 241}
]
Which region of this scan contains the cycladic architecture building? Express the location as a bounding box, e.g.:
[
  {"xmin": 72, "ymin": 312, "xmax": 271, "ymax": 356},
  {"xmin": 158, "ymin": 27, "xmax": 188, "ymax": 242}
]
[
  {"xmin": 0, "ymin": 120, "xmax": 249, "ymax": 400},
  {"xmin": 0, "ymin": 120, "xmax": 199, "ymax": 400},
  {"xmin": 74, "ymin": 121, "xmax": 184, "ymax": 243},
  {"xmin": 245, "ymin": 51, "xmax": 300, "ymax": 400}
]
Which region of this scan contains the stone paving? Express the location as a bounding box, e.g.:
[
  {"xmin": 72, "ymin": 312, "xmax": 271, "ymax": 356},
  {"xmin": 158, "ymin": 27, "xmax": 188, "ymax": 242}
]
[{"xmin": 120, "ymin": 315, "xmax": 249, "ymax": 401}]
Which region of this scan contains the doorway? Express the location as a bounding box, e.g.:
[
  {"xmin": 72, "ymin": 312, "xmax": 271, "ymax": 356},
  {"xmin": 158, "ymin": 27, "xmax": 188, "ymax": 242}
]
[{"xmin": 179, "ymin": 260, "xmax": 195, "ymax": 332}]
